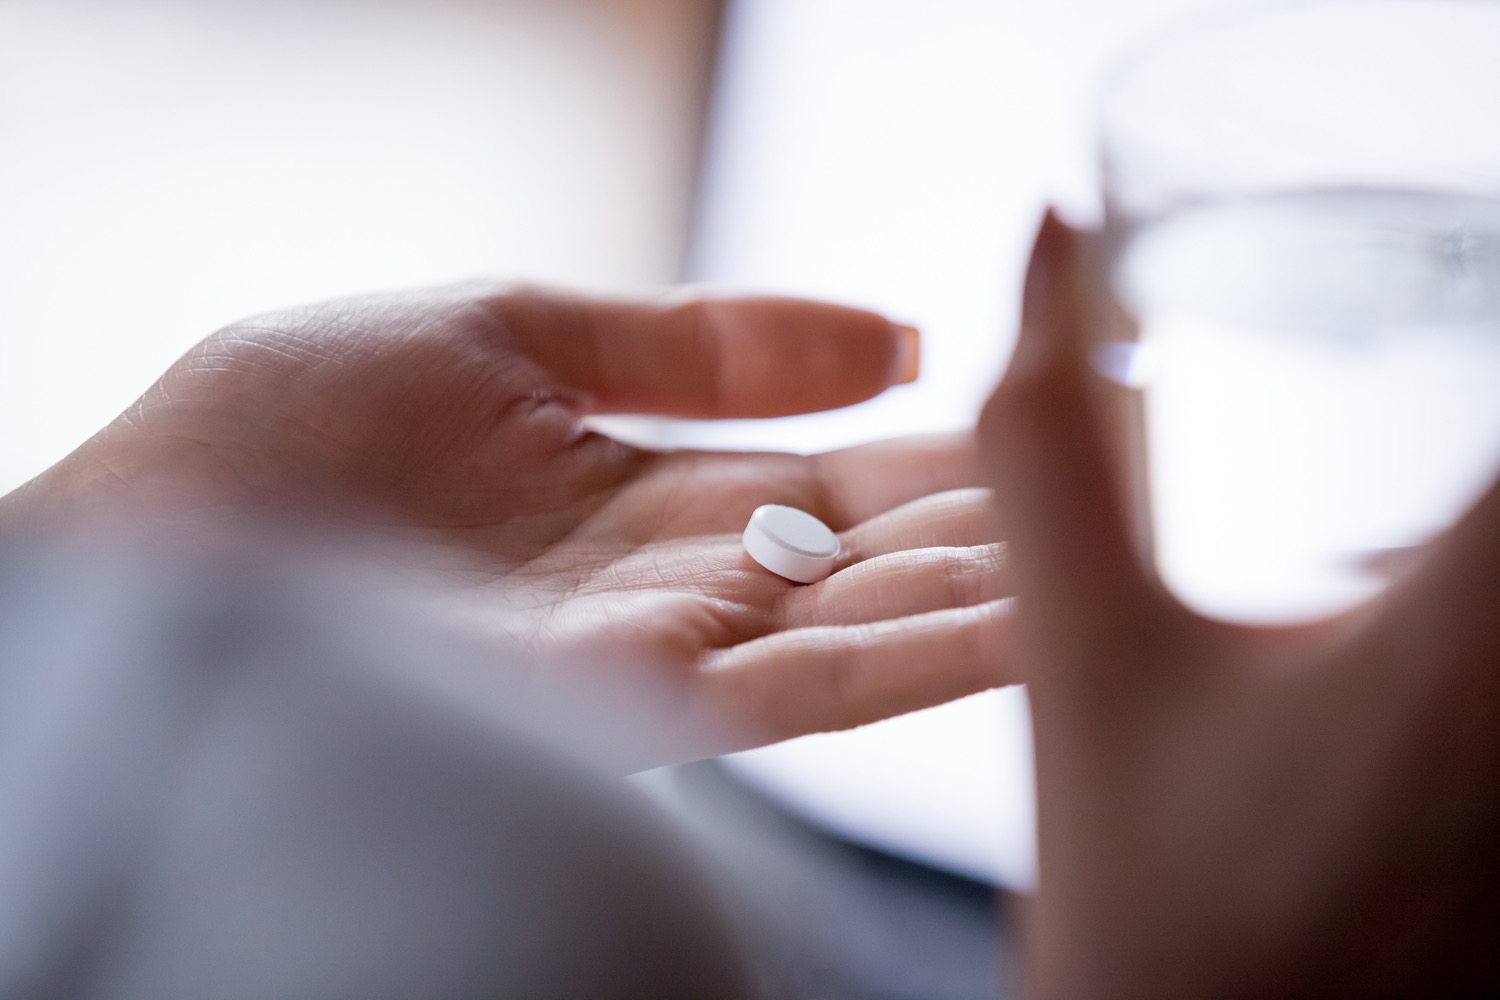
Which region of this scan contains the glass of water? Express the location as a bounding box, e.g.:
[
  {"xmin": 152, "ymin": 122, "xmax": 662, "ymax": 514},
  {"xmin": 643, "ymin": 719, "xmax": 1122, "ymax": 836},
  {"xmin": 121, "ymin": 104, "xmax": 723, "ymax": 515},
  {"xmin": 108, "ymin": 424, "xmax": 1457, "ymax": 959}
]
[{"xmin": 1100, "ymin": 0, "xmax": 1500, "ymax": 624}]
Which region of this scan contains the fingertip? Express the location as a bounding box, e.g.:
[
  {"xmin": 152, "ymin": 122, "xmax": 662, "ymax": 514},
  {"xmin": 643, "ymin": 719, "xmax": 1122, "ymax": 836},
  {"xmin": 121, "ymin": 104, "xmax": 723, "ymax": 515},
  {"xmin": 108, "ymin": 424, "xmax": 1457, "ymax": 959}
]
[
  {"xmin": 891, "ymin": 323, "xmax": 922, "ymax": 385},
  {"xmin": 1012, "ymin": 209, "xmax": 1092, "ymax": 378},
  {"xmin": 709, "ymin": 297, "xmax": 918, "ymax": 416}
]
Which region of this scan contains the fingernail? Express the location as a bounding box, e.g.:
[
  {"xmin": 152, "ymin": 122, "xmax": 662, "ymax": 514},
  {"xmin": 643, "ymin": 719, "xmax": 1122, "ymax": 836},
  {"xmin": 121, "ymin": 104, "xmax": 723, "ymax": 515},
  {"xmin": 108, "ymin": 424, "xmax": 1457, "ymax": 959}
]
[{"xmin": 892, "ymin": 323, "xmax": 921, "ymax": 383}]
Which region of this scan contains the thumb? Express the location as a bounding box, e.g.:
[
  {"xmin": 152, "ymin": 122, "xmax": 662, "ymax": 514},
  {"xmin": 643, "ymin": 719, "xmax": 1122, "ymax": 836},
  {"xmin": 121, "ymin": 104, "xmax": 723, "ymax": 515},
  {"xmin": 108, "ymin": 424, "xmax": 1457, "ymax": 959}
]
[
  {"xmin": 485, "ymin": 288, "xmax": 920, "ymax": 418},
  {"xmin": 979, "ymin": 212, "xmax": 1170, "ymax": 693}
]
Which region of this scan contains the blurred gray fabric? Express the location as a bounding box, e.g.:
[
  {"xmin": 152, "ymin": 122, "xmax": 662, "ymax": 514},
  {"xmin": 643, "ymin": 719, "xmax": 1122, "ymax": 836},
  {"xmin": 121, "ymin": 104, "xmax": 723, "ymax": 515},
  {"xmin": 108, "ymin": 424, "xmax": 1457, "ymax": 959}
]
[{"xmin": 0, "ymin": 533, "xmax": 753, "ymax": 999}]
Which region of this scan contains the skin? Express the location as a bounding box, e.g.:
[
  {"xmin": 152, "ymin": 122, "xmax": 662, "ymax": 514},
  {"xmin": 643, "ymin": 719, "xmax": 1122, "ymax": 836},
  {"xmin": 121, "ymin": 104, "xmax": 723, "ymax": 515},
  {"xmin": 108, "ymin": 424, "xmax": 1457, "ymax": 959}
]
[
  {"xmin": 981, "ymin": 214, "xmax": 1499, "ymax": 998},
  {"xmin": 1, "ymin": 283, "xmax": 1014, "ymax": 763},
  {"xmin": 7, "ymin": 222, "xmax": 1490, "ymax": 993}
]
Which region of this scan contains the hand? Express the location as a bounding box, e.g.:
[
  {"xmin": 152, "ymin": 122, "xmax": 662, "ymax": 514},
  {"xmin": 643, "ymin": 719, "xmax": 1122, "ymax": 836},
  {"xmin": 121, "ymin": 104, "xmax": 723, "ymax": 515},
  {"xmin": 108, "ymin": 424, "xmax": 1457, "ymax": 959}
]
[
  {"xmin": 981, "ymin": 215, "xmax": 1499, "ymax": 997},
  {"xmin": 7, "ymin": 284, "xmax": 1013, "ymax": 762}
]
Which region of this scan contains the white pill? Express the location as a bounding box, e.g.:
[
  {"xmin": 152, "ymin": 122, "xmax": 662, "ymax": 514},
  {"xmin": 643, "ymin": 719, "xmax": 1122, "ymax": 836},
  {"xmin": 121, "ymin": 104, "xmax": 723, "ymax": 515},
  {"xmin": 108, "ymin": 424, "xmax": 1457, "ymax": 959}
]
[{"xmin": 742, "ymin": 504, "xmax": 841, "ymax": 584}]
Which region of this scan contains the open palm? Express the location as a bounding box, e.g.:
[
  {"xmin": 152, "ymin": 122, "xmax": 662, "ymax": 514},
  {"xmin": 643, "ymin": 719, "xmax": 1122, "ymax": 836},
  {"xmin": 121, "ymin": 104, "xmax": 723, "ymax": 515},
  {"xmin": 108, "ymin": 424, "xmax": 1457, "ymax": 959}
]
[{"xmin": 12, "ymin": 285, "xmax": 1013, "ymax": 761}]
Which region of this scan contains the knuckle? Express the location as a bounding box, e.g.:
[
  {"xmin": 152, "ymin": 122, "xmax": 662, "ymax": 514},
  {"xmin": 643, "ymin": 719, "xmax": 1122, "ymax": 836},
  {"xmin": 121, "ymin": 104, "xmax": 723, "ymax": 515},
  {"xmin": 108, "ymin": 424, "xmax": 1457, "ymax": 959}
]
[
  {"xmin": 817, "ymin": 630, "xmax": 872, "ymax": 727},
  {"xmin": 942, "ymin": 544, "xmax": 1005, "ymax": 608}
]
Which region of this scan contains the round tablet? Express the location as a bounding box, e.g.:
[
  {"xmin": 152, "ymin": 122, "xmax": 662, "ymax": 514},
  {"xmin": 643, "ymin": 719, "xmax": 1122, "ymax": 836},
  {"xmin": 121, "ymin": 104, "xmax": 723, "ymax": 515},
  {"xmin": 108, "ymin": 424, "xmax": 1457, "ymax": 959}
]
[{"xmin": 742, "ymin": 504, "xmax": 841, "ymax": 584}]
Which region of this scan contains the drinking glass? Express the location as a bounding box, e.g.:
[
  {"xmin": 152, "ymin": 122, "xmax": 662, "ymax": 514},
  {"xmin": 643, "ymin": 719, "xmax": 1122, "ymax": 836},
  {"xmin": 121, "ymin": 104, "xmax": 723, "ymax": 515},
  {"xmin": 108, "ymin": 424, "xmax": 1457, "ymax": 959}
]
[{"xmin": 1099, "ymin": 0, "xmax": 1500, "ymax": 623}]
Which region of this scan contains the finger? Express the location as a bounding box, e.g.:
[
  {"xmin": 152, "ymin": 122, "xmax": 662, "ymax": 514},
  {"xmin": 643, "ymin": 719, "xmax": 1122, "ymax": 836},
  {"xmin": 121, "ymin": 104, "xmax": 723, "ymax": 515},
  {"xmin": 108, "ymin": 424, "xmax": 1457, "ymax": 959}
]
[
  {"xmin": 593, "ymin": 432, "xmax": 979, "ymax": 543},
  {"xmin": 1367, "ymin": 472, "xmax": 1500, "ymax": 685},
  {"xmin": 835, "ymin": 488, "xmax": 994, "ymax": 563},
  {"xmin": 699, "ymin": 600, "xmax": 1014, "ymax": 749},
  {"xmin": 487, "ymin": 288, "xmax": 919, "ymax": 418},
  {"xmin": 780, "ymin": 543, "xmax": 1010, "ymax": 628},
  {"xmin": 813, "ymin": 431, "xmax": 981, "ymax": 525},
  {"xmin": 979, "ymin": 212, "xmax": 1174, "ymax": 691}
]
